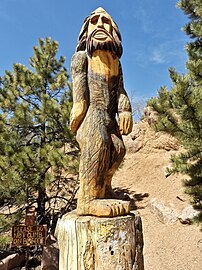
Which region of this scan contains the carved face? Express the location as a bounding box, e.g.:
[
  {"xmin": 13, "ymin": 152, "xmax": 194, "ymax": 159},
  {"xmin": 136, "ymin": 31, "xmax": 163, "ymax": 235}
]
[
  {"xmin": 76, "ymin": 8, "xmax": 123, "ymax": 59},
  {"xmin": 88, "ymin": 14, "xmax": 112, "ymax": 42}
]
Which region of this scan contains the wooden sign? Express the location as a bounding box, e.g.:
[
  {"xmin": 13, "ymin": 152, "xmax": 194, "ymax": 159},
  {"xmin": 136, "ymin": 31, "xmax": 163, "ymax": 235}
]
[
  {"xmin": 12, "ymin": 225, "xmax": 47, "ymax": 246},
  {"xmin": 25, "ymin": 206, "xmax": 36, "ymax": 226}
]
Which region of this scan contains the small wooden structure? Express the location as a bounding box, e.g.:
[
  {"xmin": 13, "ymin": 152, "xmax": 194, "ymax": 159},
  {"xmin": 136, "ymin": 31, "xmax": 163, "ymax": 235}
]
[{"xmin": 55, "ymin": 210, "xmax": 144, "ymax": 270}]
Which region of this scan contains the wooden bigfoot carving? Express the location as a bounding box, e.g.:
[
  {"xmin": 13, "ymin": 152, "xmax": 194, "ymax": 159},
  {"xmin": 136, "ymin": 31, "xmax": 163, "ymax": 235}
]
[{"xmin": 70, "ymin": 7, "xmax": 133, "ymax": 217}]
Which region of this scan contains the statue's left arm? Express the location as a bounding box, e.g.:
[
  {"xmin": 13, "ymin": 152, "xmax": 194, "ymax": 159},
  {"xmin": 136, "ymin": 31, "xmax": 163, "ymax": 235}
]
[{"xmin": 117, "ymin": 63, "xmax": 133, "ymax": 135}]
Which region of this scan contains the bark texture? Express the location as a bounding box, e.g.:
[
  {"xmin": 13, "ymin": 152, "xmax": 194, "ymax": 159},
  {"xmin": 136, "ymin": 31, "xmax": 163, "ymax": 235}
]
[{"xmin": 55, "ymin": 210, "xmax": 144, "ymax": 270}]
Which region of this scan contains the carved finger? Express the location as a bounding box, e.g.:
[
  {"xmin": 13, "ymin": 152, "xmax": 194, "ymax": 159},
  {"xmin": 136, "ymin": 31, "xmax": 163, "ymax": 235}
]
[{"xmin": 119, "ymin": 116, "xmax": 125, "ymax": 134}]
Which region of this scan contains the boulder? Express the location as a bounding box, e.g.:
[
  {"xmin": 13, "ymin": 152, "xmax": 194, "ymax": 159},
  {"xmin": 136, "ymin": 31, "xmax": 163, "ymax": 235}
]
[
  {"xmin": 0, "ymin": 253, "xmax": 25, "ymax": 270},
  {"xmin": 41, "ymin": 234, "xmax": 59, "ymax": 270},
  {"xmin": 149, "ymin": 198, "xmax": 179, "ymax": 224},
  {"xmin": 178, "ymin": 206, "xmax": 200, "ymax": 224}
]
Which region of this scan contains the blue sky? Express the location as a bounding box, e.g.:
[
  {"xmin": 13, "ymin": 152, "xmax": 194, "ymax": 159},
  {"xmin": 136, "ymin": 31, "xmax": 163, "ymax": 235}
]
[{"xmin": 0, "ymin": 0, "xmax": 188, "ymax": 102}]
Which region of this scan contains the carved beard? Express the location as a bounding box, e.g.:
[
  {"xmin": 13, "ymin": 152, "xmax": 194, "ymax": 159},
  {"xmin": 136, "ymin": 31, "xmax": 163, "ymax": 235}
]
[{"xmin": 86, "ymin": 29, "xmax": 122, "ymax": 58}]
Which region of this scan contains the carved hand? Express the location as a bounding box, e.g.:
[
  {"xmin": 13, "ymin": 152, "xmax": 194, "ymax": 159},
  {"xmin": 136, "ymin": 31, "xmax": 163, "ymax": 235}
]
[
  {"xmin": 70, "ymin": 100, "xmax": 87, "ymax": 133},
  {"xmin": 118, "ymin": 111, "xmax": 133, "ymax": 135}
]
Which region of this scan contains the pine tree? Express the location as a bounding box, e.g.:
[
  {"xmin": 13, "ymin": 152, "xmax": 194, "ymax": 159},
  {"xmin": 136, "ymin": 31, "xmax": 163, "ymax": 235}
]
[
  {"xmin": 147, "ymin": 0, "xmax": 202, "ymax": 223},
  {"xmin": 0, "ymin": 38, "xmax": 78, "ymax": 231}
]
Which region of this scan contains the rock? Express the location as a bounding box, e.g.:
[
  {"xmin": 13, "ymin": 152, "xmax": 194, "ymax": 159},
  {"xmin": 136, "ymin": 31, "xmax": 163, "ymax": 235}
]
[
  {"xmin": 152, "ymin": 134, "xmax": 180, "ymax": 151},
  {"xmin": 41, "ymin": 234, "xmax": 59, "ymax": 270},
  {"xmin": 124, "ymin": 120, "xmax": 180, "ymax": 154},
  {"xmin": 197, "ymin": 239, "xmax": 202, "ymax": 252},
  {"xmin": 0, "ymin": 253, "xmax": 25, "ymax": 270},
  {"xmin": 123, "ymin": 123, "xmax": 143, "ymax": 153},
  {"xmin": 144, "ymin": 106, "xmax": 158, "ymax": 125},
  {"xmin": 149, "ymin": 198, "xmax": 179, "ymax": 224},
  {"xmin": 178, "ymin": 206, "xmax": 199, "ymax": 224},
  {"xmin": 163, "ymin": 165, "xmax": 172, "ymax": 178}
]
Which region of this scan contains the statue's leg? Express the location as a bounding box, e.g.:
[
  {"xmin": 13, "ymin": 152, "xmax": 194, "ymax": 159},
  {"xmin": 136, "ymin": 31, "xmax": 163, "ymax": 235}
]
[
  {"xmin": 105, "ymin": 133, "xmax": 126, "ymax": 198},
  {"xmin": 76, "ymin": 112, "xmax": 129, "ymax": 217},
  {"xmin": 76, "ymin": 112, "xmax": 110, "ymax": 215},
  {"xmin": 77, "ymin": 137, "xmax": 109, "ymax": 215},
  {"xmin": 77, "ymin": 133, "xmax": 129, "ymax": 217}
]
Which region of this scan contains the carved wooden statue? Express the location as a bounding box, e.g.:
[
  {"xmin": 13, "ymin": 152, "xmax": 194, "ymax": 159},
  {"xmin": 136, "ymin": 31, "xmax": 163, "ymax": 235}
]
[{"xmin": 70, "ymin": 7, "xmax": 133, "ymax": 217}]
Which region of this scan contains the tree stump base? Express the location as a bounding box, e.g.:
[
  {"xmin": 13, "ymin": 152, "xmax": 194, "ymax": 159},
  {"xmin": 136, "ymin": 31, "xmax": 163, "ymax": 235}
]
[{"xmin": 55, "ymin": 210, "xmax": 144, "ymax": 270}]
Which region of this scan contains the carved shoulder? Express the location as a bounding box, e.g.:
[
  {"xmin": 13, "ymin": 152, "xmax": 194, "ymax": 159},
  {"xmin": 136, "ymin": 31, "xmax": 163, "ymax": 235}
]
[{"xmin": 71, "ymin": 51, "xmax": 87, "ymax": 75}]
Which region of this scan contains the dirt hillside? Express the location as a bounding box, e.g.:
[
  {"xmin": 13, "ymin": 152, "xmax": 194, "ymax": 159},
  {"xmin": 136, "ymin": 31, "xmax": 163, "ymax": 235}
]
[{"xmin": 112, "ymin": 119, "xmax": 202, "ymax": 270}]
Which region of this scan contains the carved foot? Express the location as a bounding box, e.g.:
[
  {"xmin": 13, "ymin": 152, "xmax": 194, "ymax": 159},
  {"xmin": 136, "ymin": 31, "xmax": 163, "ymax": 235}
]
[{"xmin": 77, "ymin": 199, "xmax": 130, "ymax": 217}]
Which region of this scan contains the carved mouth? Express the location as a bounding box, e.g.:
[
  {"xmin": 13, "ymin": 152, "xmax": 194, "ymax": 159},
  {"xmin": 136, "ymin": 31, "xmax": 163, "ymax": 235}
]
[{"xmin": 93, "ymin": 30, "xmax": 109, "ymax": 40}]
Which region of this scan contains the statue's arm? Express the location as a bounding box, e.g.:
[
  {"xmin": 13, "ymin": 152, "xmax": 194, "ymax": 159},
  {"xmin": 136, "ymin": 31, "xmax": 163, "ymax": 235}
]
[
  {"xmin": 70, "ymin": 51, "xmax": 88, "ymax": 133},
  {"xmin": 117, "ymin": 64, "xmax": 133, "ymax": 135}
]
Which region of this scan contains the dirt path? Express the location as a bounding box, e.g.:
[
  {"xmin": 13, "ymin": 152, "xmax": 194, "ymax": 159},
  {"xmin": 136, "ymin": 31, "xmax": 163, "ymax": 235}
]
[{"xmin": 112, "ymin": 122, "xmax": 202, "ymax": 270}]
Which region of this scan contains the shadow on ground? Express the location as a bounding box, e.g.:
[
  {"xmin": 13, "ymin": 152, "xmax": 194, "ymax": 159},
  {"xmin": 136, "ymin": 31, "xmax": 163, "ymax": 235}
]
[{"xmin": 113, "ymin": 187, "xmax": 149, "ymax": 210}]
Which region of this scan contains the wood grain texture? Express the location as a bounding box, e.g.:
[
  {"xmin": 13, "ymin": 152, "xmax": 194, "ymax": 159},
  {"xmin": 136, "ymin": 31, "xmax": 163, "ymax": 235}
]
[
  {"xmin": 55, "ymin": 210, "xmax": 144, "ymax": 270},
  {"xmin": 70, "ymin": 7, "xmax": 133, "ymax": 217}
]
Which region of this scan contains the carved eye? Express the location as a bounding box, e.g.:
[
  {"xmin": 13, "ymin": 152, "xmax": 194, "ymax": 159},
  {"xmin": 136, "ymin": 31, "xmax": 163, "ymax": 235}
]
[
  {"xmin": 90, "ymin": 15, "xmax": 99, "ymax": 25},
  {"xmin": 102, "ymin": 16, "xmax": 110, "ymax": 25}
]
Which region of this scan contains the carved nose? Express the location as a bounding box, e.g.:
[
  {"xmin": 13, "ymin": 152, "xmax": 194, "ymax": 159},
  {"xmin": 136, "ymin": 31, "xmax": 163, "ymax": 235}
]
[{"xmin": 97, "ymin": 17, "xmax": 104, "ymax": 28}]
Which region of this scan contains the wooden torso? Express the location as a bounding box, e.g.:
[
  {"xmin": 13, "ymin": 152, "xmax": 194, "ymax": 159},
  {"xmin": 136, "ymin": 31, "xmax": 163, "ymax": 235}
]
[{"xmin": 88, "ymin": 50, "xmax": 119, "ymax": 114}]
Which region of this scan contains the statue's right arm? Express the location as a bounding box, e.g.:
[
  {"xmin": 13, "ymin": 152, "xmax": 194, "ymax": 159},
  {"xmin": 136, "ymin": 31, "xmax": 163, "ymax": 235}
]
[
  {"xmin": 70, "ymin": 51, "xmax": 88, "ymax": 133},
  {"xmin": 117, "ymin": 63, "xmax": 133, "ymax": 135}
]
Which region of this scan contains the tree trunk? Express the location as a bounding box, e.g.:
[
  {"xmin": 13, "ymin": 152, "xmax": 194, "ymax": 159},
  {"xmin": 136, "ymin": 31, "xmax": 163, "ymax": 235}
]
[
  {"xmin": 55, "ymin": 210, "xmax": 144, "ymax": 270},
  {"xmin": 37, "ymin": 184, "xmax": 46, "ymax": 224}
]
